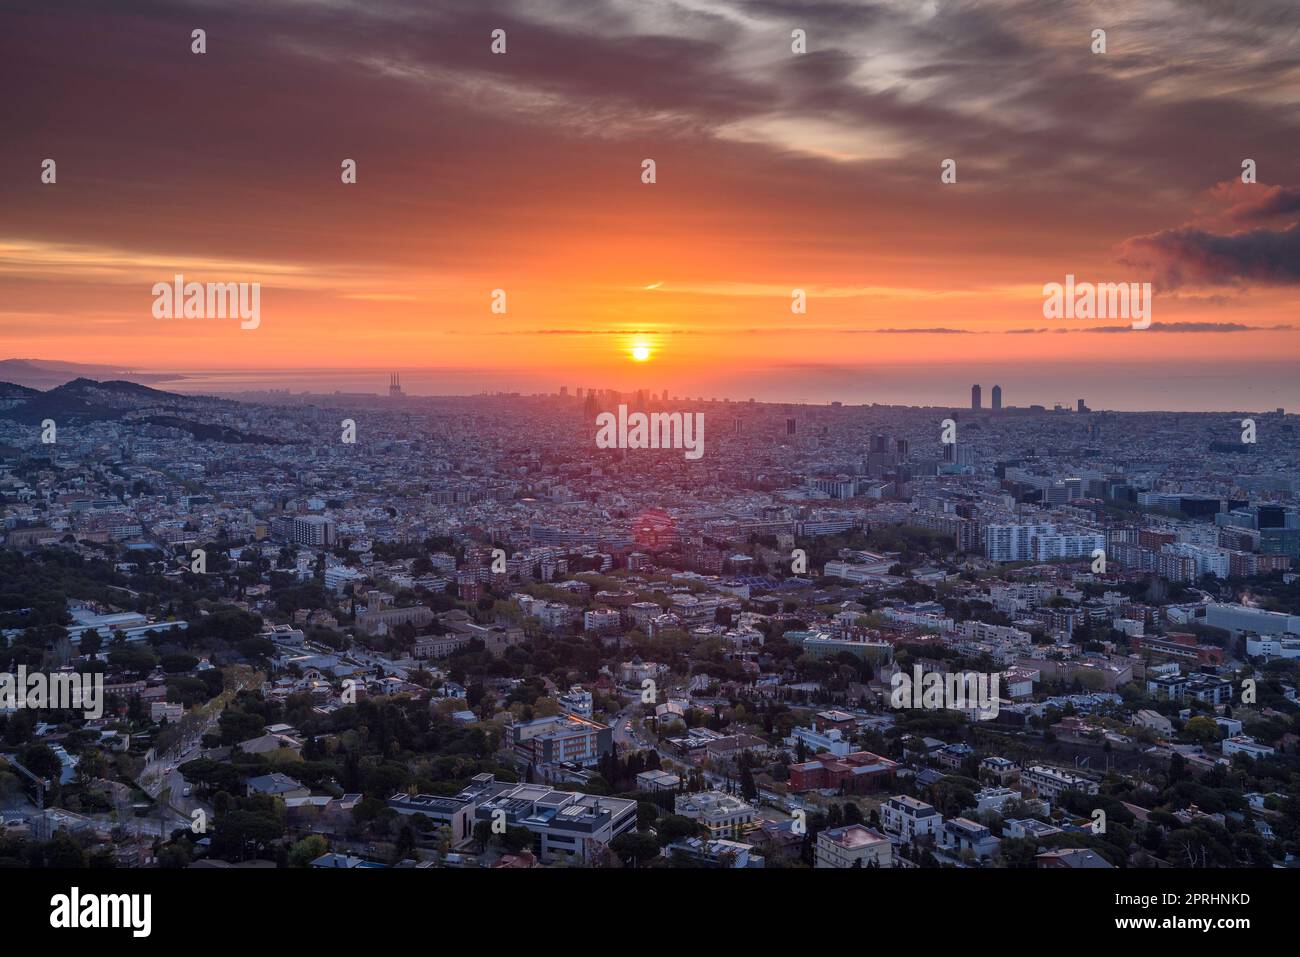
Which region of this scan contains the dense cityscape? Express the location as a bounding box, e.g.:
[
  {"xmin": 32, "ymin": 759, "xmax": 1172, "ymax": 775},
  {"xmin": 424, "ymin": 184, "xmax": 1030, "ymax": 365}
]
[{"xmin": 2, "ymin": 367, "xmax": 1298, "ymax": 873}]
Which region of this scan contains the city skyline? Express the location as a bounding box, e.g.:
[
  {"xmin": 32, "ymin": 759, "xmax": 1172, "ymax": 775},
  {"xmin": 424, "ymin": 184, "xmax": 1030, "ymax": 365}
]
[{"xmin": 3, "ymin": 357, "xmax": 1298, "ymax": 413}]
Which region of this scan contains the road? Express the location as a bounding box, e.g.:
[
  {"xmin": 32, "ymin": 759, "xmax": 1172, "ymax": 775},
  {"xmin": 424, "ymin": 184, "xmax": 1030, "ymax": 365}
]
[
  {"xmin": 612, "ymin": 698, "xmax": 659, "ymax": 753},
  {"xmin": 137, "ymin": 682, "xmax": 244, "ymax": 827}
]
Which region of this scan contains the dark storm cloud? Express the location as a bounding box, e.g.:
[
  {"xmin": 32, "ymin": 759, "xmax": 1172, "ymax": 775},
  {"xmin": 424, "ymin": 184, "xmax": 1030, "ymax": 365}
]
[
  {"xmin": 1117, "ymin": 223, "xmax": 1300, "ymax": 288},
  {"xmin": 1217, "ymin": 183, "xmax": 1300, "ymax": 223}
]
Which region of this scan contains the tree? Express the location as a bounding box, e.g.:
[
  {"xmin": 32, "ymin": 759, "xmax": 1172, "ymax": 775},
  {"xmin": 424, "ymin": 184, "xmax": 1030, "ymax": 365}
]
[
  {"xmin": 391, "ymin": 823, "xmax": 418, "ymax": 863},
  {"xmin": 739, "ymin": 765, "xmax": 757, "ymax": 802},
  {"xmin": 78, "ymin": 629, "xmax": 103, "ymax": 657},
  {"xmin": 637, "ymin": 801, "xmax": 661, "ymax": 830},
  {"xmin": 20, "ymin": 743, "xmax": 61, "ymax": 781},
  {"xmin": 42, "ymin": 831, "xmax": 87, "ymax": 868},
  {"xmin": 211, "ymin": 808, "xmax": 284, "ymax": 862},
  {"xmin": 75, "ymin": 749, "xmax": 108, "ymax": 786},
  {"xmin": 1184, "ymin": 716, "xmax": 1219, "ymax": 744},
  {"xmin": 288, "ymin": 834, "xmax": 330, "ymax": 867},
  {"xmin": 502, "ymin": 825, "xmax": 533, "ymax": 854},
  {"xmin": 610, "ymin": 831, "xmax": 661, "ymax": 867},
  {"xmin": 654, "ymin": 814, "xmax": 700, "ymax": 847},
  {"xmin": 1168, "ymin": 752, "xmax": 1186, "ymax": 784}
]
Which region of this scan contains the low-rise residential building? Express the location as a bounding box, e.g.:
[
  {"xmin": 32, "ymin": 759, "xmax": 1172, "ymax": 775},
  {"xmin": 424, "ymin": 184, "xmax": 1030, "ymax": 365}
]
[
  {"xmin": 556, "ymin": 685, "xmax": 593, "ymax": 719},
  {"xmin": 1132, "ymin": 709, "xmax": 1173, "ymax": 735},
  {"xmin": 1003, "ymin": 818, "xmax": 1063, "ymax": 841},
  {"xmin": 974, "ymin": 786, "xmax": 1020, "ymax": 814},
  {"xmin": 979, "ymin": 756, "xmax": 1019, "ymax": 786},
  {"xmin": 815, "ymin": 824, "xmax": 892, "ymax": 868},
  {"xmin": 1223, "ymin": 735, "xmax": 1275, "ymax": 760},
  {"xmin": 939, "ymin": 817, "xmax": 1001, "ymax": 862},
  {"xmin": 880, "ymin": 795, "xmax": 942, "ymax": 843},
  {"xmin": 1036, "ymin": 848, "xmax": 1113, "ymax": 869},
  {"xmin": 246, "ymin": 773, "xmax": 310, "ymax": 800},
  {"xmin": 664, "ymin": 837, "xmax": 759, "ymax": 868},
  {"xmin": 1020, "ymin": 765, "xmax": 1099, "ymax": 803},
  {"xmin": 635, "ymin": 770, "xmax": 681, "ymax": 793},
  {"xmin": 673, "ymin": 791, "xmax": 757, "ymax": 837}
]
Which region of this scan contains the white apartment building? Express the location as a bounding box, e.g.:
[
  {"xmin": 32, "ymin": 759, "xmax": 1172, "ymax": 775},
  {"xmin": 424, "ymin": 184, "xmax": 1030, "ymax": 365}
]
[
  {"xmin": 1031, "ymin": 531, "xmax": 1106, "ymax": 562},
  {"xmin": 938, "ymin": 817, "xmax": 1001, "ymax": 862},
  {"xmin": 1021, "ymin": 765, "xmax": 1099, "ymax": 802},
  {"xmin": 974, "ymin": 787, "xmax": 1020, "ymax": 814},
  {"xmin": 324, "ymin": 565, "xmax": 365, "ymax": 593},
  {"xmin": 985, "ymin": 522, "xmax": 1103, "ymax": 563},
  {"xmin": 985, "ymin": 523, "xmax": 1055, "ymax": 562},
  {"xmin": 1162, "ymin": 543, "xmax": 1231, "ymax": 579},
  {"xmin": 880, "ymin": 795, "xmax": 942, "ymax": 843},
  {"xmin": 557, "ymin": 686, "xmax": 593, "ymax": 719},
  {"xmin": 882, "ymin": 608, "xmax": 955, "ymax": 633},
  {"xmin": 583, "ymin": 608, "xmax": 622, "ymax": 634}
]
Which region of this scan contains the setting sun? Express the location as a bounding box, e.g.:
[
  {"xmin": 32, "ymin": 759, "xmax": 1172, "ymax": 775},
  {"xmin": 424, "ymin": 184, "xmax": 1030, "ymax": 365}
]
[{"xmin": 630, "ymin": 343, "xmax": 652, "ymax": 362}]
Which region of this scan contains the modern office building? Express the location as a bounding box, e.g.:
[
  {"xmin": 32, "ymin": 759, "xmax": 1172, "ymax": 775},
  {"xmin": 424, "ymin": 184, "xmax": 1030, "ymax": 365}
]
[
  {"xmin": 476, "ymin": 781, "xmax": 637, "ymax": 864},
  {"xmin": 390, "ymin": 774, "xmax": 638, "ymax": 863}
]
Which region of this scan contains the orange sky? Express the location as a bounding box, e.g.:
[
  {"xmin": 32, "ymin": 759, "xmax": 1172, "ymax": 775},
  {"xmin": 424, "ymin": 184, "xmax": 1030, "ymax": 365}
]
[{"xmin": 2, "ymin": 0, "xmax": 1299, "ymax": 402}]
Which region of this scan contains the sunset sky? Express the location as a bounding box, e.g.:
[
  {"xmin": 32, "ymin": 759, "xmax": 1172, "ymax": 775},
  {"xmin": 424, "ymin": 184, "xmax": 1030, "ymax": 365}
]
[{"xmin": 2, "ymin": 0, "xmax": 1299, "ymax": 408}]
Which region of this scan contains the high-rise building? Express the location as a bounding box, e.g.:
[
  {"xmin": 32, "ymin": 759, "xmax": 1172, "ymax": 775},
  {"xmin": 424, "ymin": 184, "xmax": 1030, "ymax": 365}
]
[
  {"xmin": 895, "ymin": 438, "xmax": 910, "ymax": 459},
  {"xmin": 787, "ymin": 418, "xmax": 797, "ymax": 436},
  {"xmin": 871, "ymin": 434, "xmax": 888, "ymax": 453},
  {"xmin": 388, "ymin": 373, "xmax": 404, "ymax": 397},
  {"xmin": 991, "ymin": 385, "xmax": 1002, "ymax": 410},
  {"xmin": 292, "ymin": 515, "xmax": 336, "ymax": 547},
  {"xmin": 971, "ymin": 384, "xmax": 982, "ymax": 410}
]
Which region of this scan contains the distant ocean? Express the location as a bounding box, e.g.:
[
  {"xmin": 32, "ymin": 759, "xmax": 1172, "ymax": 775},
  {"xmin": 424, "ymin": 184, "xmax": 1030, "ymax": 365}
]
[{"xmin": 147, "ymin": 361, "xmax": 1300, "ymax": 414}]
